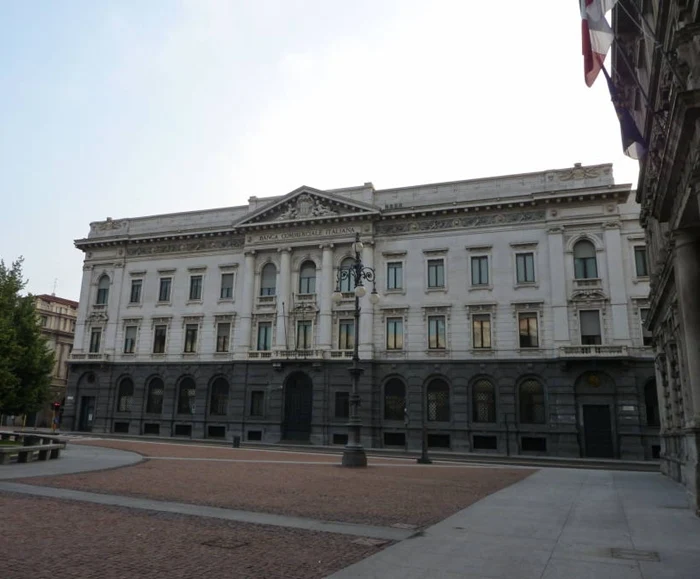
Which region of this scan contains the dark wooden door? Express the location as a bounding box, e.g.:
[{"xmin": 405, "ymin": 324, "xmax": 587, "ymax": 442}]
[
  {"xmin": 583, "ymin": 404, "xmax": 614, "ymax": 458},
  {"xmin": 283, "ymin": 373, "xmax": 313, "ymax": 441},
  {"xmin": 78, "ymin": 396, "xmax": 95, "ymax": 432}
]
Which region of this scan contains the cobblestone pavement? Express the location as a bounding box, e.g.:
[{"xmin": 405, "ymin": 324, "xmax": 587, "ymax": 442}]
[
  {"xmin": 19, "ymin": 439, "xmax": 533, "ymax": 527},
  {"xmin": 1, "ymin": 493, "xmax": 386, "ymax": 579}
]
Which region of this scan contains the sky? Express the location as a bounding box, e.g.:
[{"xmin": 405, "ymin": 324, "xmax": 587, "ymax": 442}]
[{"xmin": 0, "ymin": 0, "xmax": 640, "ymax": 301}]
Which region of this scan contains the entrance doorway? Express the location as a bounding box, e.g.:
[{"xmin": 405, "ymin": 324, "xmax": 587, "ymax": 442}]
[
  {"xmin": 582, "ymin": 404, "xmax": 614, "ymax": 458},
  {"xmin": 282, "ymin": 372, "xmax": 313, "ymax": 441},
  {"xmin": 78, "ymin": 396, "xmax": 96, "ymax": 432}
]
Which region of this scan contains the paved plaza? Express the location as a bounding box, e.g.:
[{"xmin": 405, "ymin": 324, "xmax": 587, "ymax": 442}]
[{"xmin": 0, "ymin": 439, "xmax": 699, "ymax": 578}]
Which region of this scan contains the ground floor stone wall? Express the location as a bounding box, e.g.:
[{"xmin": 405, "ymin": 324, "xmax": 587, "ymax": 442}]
[{"xmin": 62, "ymin": 357, "xmax": 658, "ymax": 460}]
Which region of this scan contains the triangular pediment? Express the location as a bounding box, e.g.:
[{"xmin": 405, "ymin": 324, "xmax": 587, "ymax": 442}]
[{"xmin": 234, "ymin": 186, "xmax": 380, "ymax": 228}]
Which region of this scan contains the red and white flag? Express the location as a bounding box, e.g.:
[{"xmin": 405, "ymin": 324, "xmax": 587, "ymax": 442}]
[{"xmin": 581, "ymin": 0, "xmax": 618, "ymax": 87}]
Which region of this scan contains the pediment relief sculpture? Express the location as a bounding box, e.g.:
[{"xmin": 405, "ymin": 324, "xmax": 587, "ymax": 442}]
[{"xmin": 275, "ymin": 194, "xmax": 338, "ymax": 221}]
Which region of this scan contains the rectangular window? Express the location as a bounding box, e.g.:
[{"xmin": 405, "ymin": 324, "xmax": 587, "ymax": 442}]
[
  {"xmin": 634, "ymin": 246, "xmax": 649, "ymax": 277},
  {"xmin": 471, "ymin": 256, "xmax": 489, "ymax": 286},
  {"xmin": 216, "ymin": 322, "xmax": 231, "ymax": 353},
  {"xmin": 89, "ymin": 328, "xmax": 102, "ymax": 353},
  {"xmin": 427, "ymin": 259, "xmax": 445, "ymax": 288},
  {"xmin": 518, "ymin": 313, "xmax": 539, "ymax": 348},
  {"xmin": 123, "ymin": 326, "xmax": 137, "ymax": 354},
  {"xmin": 250, "ymin": 391, "xmax": 265, "ymax": 417},
  {"xmin": 220, "ymin": 273, "xmax": 234, "ymax": 299},
  {"xmin": 428, "ymin": 316, "xmax": 446, "ymax": 350},
  {"xmin": 296, "ymin": 320, "xmax": 312, "ymax": 350},
  {"xmin": 335, "ymin": 392, "xmax": 349, "ymax": 419},
  {"xmin": 189, "ymin": 275, "xmax": 203, "ymax": 301},
  {"xmin": 153, "ymin": 325, "xmax": 167, "ymax": 354},
  {"xmin": 129, "ymin": 279, "xmax": 142, "ymax": 304},
  {"xmin": 40, "ymin": 315, "xmax": 48, "ymax": 327},
  {"xmin": 184, "ymin": 324, "xmax": 198, "ymax": 353},
  {"xmin": 472, "ymin": 314, "xmax": 491, "ymax": 349},
  {"xmin": 386, "ymin": 317, "xmax": 404, "ymax": 350},
  {"xmin": 387, "ymin": 262, "xmax": 403, "ymax": 290},
  {"xmin": 579, "ymin": 310, "xmax": 602, "ymax": 345},
  {"xmin": 257, "ymin": 322, "xmax": 272, "ymax": 351},
  {"xmin": 516, "ymin": 252, "xmax": 535, "ymax": 283},
  {"xmin": 338, "ymin": 319, "xmax": 355, "ymax": 350},
  {"xmin": 158, "ymin": 277, "xmax": 172, "ymax": 302},
  {"xmin": 640, "ymin": 308, "xmax": 652, "ymax": 346}
]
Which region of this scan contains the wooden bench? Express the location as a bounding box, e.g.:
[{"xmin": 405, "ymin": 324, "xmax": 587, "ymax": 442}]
[{"xmin": 0, "ymin": 431, "xmax": 66, "ymax": 465}]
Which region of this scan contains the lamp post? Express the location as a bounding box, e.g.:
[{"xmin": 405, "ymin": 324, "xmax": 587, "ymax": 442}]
[{"xmin": 332, "ymin": 232, "xmax": 379, "ymax": 468}]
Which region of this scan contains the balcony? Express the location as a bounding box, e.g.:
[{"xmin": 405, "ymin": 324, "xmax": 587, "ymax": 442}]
[
  {"xmin": 559, "ymin": 345, "xmax": 628, "ymax": 358},
  {"xmin": 572, "ymin": 278, "xmax": 602, "ymax": 290},
  {"xmin": 255, "ymin": 296, "xmax": 276, "ymax": 309},
  {"xmin": 248, "ymin": 350, "xmax": 273, "ymax": 359},
  {"xmin": 275, "ymin": 349, "xmax": 323, "ymax": 360},
  {"xmin": 70, "ymin": 353, "xmax": 109, "ymax": 362},
  {"xmin": 329, "ymin": 350, "xmax": 353, "ymax": 359}
]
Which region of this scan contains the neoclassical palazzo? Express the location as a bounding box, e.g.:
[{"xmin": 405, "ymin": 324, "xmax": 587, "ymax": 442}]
[{"xmin": 64, "ymin": 163, "xmax": 657, "ymax": 459}]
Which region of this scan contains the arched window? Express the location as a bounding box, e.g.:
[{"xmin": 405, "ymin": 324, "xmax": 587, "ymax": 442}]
[
  {"xmin": 96, "ymin": 275, "xmax": 110, "ymax": 305},
  {"xmin": 519, "ymin": 379, "xmax": 545, "ymax": 424},
  {"xmin": 116, "ymin": 378, "xmax": 134, "ymax": 412},
  {"xmin": 384, "ymin": 378, "xmax": 406, "ymax": 421},
  {"xmin": 299, "ymin": 261, "xmax": 317, "ymax": 294},
  {"xmin": 209, "ymin": 377, "xmax": 229, "ymax": 416},
  {"xmin": 427, "ymin": 379, "xmax": 450, "ymax": 422},
  {"xmin": 645, "ymin": 379, "xmax": 660, "ymax": 428},
  {"xmin": 472, "ymin": 379, "xmax": 496, "ymax": 423},
  {"xmin": 260, "ymin": 263, "xmax": 277, "ymax": 296},
  {"xmin": 146, "ymin": 377, "xmax": 164, "ymax": 414},
  {"xmin": 177, "ymin": 377, "xmax": 196, "ymax": 415},
  {"xmin": 573, "ymin": 240, "xmax": 598, "ymax": 279},
  {"xmin": 338, "ymin": 258, "xmax": 354, "ymax": 293}
]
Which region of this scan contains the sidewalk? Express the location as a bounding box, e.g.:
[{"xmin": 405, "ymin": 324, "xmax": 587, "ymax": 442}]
[{"xmin": 328, "ymin": 468, "xmax": 700, "ymax": 579}]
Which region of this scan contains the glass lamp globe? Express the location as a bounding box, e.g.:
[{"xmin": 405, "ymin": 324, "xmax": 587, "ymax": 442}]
[
  {"xmin": 332, "ymin": 291, "xmax": 343, "ymax": 303},
  {"xmin": 352, "ymin": 240, "xmax": 364, "ymax": 254},
  {"xmin": 354, "ymin": 285, "xmax": 367, "ymax": 298},
  {"xmin": 369, "ymin": 291, "xmax": 380, "ymax": 305}
]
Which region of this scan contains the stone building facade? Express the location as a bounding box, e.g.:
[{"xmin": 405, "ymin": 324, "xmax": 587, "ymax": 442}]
[
  {"xmin": 34, "ymin": 294, "xmax": 78, "ymax": 426},
  {"xmin": 612, "ymin": 2, "xmax": 700, "ymax": 508},
  {"xmin": 64, "ymin": 163, "xmax": 657, "ymax": 459}
]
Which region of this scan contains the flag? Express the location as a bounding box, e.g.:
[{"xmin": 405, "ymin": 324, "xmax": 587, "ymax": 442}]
[
  {"xmin": 602, "ymin": 66, "xmax": 647, "ymax": 159},
  {"xmin": 581, "ymin": 0, "xmax": 618, "ymax": 87}
]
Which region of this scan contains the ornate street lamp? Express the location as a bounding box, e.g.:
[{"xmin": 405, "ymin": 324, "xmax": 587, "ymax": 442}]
[{"xmin": 332, "ymin": 232, "xmax": 379, "ymax": 467}]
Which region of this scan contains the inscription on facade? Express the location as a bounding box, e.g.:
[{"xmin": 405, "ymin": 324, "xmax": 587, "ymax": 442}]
[{"xmin": 249, "ymin": 226, "xmax": 359, "ymax": 244}]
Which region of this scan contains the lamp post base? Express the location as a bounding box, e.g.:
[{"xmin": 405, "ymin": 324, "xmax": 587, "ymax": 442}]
[
  {"xmin": 416, "ymin": 455, "xmax": 433, "ymax": 465},
  {"xmin": 341, "ymin": 446, "xmax": 368, "ymax": 467}
]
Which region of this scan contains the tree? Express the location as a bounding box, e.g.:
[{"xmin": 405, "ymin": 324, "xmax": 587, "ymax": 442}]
[{"xmin": 0, "ymin": 258, "xmax": 54, "ymax": 416}]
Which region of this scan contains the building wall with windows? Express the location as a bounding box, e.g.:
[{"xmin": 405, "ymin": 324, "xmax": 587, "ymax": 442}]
[
  {"xmin": 64, "ymin": 163, "xmax": 657, "ymax": 458},
  {"xmin": 612, "ymin": 1, "xmax": 700, "ymax": 509},
  {"xmin": 34, "ymin": 294, "xmax": 78, "ymax": 426}
]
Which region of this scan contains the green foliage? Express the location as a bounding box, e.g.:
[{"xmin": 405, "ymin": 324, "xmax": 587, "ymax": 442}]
[{"xmin": 0, "ymin": 258, "xmax": 54, "ymax": 415}]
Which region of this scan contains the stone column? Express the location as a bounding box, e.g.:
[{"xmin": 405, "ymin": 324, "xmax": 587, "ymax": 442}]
[
  {"xmin": 673, "ymin": 229, "xmax": 700, "ymax": 426},
  {"xmin": 547, "ymin": 227, "xmax": 569, "ymax": 342},
  {"xmin": 603, "ymin": 222, "xmax": 630, "ymax": 340},
  {"xmin": 73, "ymin": 264, "xmax": 94, "ymax": 353},
  {"xmin": 234, "ymin": 251, "xmax": 256, "ymax": 356},
  {"xmin": 275, "ymin": 248, "xmax": 292, "ymax": 350},
  {"xmin": 318, "ymin": 244, "xmax": 334, "ymax": 352},
  {"xmin": 359, "ymin": 241, "xmax": 375, "ymax": 358}
]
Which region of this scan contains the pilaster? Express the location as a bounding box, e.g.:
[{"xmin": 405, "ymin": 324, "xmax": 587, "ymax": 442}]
[
  {"xmin": 603, "ymin": 221, "xmax": 630, "ymax": 340},
  {"xmin": 547, "ymin": 227, "xmax": 569, "ymax": 342},
  {"xmin": 318, "ymin": 244, "xmax": 334, "ymax": 351},
  {"xmin": 359, "ymin": 241, "xmax": 375, "ymax": 358},
  {"xmin": 234, "ymin": 251, "xmax": 256, "ymax": 356},
  {"xmin": 276, "ymin": 248, "xmax": 292, "ymax": 349}
]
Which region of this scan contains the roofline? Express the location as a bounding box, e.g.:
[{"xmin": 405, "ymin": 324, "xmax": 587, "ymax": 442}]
[{"xmin": 35, "ymin": 294, "xmax": 79, "ymax": 308}]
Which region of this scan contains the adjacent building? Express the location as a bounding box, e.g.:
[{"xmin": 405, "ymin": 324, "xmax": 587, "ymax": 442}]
[
  {"xmin": 64, "ymin": 163, "xmax": 656, "ymax": 459},
  {"xmin": 612, "ymin": 2, "xmax": 700, "ymax": 509},
  {"xmin": 35, "ymin": 294, "xmax": 78, "ymax": 426}
]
